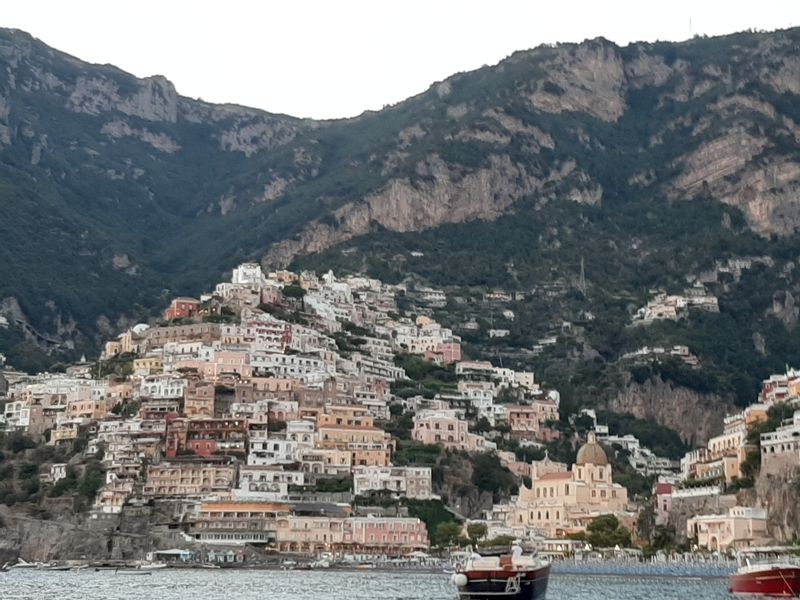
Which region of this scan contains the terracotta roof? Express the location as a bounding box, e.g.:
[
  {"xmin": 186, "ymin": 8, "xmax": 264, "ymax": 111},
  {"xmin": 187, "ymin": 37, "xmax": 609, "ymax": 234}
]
[
  {"xmin": 537, "ymin": 471, "xmax": 573, "ymax": 481},
  {"xmin": 655, "ymin": 483, "xmax": 674, "ymax": 495}
]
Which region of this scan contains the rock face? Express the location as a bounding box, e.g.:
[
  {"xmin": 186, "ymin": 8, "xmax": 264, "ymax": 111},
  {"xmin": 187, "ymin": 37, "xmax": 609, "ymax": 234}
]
[
  {"xmin": 607, "ymin": 378, "xmax": 734, "ymax": 446},
  {"xmin": 754, "ymin": 467, "xmax": 800, "ymax": 542},
  {"xmin": 266, "ymin": 154, "xmax": 544, "ymax": 266},
  {"xmin": 670, "ymin": 492, "xmax": 738, "ymax": 542},
  {"xmin": 527, "ymin": 39, "xmax": 627, "ymax": 122},
  {"xmin": 0, "ymin": 503, "xmax": 180, "ymax": 562},
  {"xmin": 2, "ymin": 26, "xmax": 800, "ymax": 373}
]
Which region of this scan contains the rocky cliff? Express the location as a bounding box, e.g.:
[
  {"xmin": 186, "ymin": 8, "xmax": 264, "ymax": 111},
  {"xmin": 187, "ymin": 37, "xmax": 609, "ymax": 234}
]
[
  {"xmin": 0, "ymin": 504, "xmax": 179, "ymax": 562},
  {"xmin": 753, "ymin": 466, "xmax": 800, "ymax": 542},
  {"xmin": 1, "ymin": 26, "xmax": 800, "ymax": 420},
  {"xmin": 607, "ymin": 378, "xmax": 734, "ymax": 446}
]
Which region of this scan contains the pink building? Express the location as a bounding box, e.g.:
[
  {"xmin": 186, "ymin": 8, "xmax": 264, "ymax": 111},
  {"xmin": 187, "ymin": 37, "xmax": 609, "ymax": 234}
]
[
  {"xmin": 413, "ymin": 411, "xmax": 495, "ymax": 452},
  {"xmin": 654, "ymin": 482, "xmax": 674, "ymax": 526},
  {"xmin": 343, "ymin": 517, "xmax": 428, "ymax": 554},
  {"xmin": 505, "ymin": 401, "xmax": 559, "ymax": 442},
  {"xmin": 425, "ymin": 342, "xmax": 462, "ymax": 365}
]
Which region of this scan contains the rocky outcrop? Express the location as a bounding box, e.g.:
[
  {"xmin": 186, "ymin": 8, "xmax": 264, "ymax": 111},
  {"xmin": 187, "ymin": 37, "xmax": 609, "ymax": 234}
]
[
  {"xmin": 0, "ymin": 95, "xmax": 10, "ymax": 145},
  {"xmin": 754, "ymin": 466, "xmax": 800, "ymax": 542},
  {"xmin": 768, "ymin": 291, "xmax": 800, "ymax": 329},
  {"xmin": 69, "ymin": 75, "xmax": 179, "ymax": 122},
  {"xmin": 0, "ymin": 503, "xmax": 185, "ymax": 562},
  {"xmin": 527, "ymin": 40, "xmax": 627, "ymax": 122},
  {"xmin": 624, "ymin": 51, "xmax": 675, "ymax": 88},
  {"xmin": 607, "ymin": 377, "xmax": 734, "ymax": 446},
  {"xmin": 217, "ymin": 117, "xmax": 299, "ymax": 156},
  {"xmin": 265, "ymin": 153, "xmax": 583, "ymax": 267},
  {"xmin": 101, "ymin": 119, "xmax": 180, "ymax": 153},
  {"xmin": 672, "ymin": 128, "xmax": 767, "ymax": 194}
]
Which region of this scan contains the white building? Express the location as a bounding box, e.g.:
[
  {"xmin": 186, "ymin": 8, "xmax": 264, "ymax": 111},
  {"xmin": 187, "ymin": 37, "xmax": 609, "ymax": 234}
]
[
  {"xmin": 139, "ymin": 375, "xmax": 187, "ymax": 400},
  {"xmin": 233, "ymin": 465, "xmax": 305, "ymax": 501},
  {"xmin": 247, "ymin": 429, "xmax": 300, "ymax": 466},
  {"xmin": 760, "ymin": 410, "xmax": 800, "ymax": 474},
  {"xmin": 231, "ymin": 263, "xmax": 264, "ymax": 290},
  {"xmin": 352, "ymin": 466, "xmax": 432, "ymax": 500}
]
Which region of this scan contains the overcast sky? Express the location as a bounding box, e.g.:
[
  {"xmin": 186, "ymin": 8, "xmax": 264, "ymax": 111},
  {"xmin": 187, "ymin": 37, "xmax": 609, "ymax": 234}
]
[{"xmin": 4, "ymin": 1, "xmax": 799, "ymax": 119}]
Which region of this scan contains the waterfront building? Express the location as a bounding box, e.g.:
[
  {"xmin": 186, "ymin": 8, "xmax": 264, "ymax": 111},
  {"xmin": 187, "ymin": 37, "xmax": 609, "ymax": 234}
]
[{"xmin": 687, "ymin": 506, "xmax": 769, "ymax": 551}]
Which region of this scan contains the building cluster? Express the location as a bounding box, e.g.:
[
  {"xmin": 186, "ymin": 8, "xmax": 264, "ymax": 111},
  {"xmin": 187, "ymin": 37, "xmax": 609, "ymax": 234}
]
[
  {"xmin": 473, "ymin": 434, "xmax": 633, "ymax": 541},
  {"xmin": 620, "ymin": 345, "xmax": 699, "ymax": 367},
  {"xmin": 633, "ymin": 284, "xmax": 719, "ymax": 324},
  {"xmin": 660, "ymin": 367, "xmax": 800, "ymax": 551},
  {"xmin": 578, "ymin": 410, "xmax": 676, "ymax": 477},
  {"xmin": 0, "ymin": 263, "xmax": 573, "ymax": 557}
]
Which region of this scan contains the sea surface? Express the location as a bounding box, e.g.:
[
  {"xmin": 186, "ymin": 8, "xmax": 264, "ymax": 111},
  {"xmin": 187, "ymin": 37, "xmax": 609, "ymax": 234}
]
[{"xmin": 0, "ymin": 569, "xmax": 732, "ymax": 599}]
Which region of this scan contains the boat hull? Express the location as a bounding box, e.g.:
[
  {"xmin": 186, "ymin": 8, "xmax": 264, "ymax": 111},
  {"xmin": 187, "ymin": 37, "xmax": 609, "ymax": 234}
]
[
  {"xmin": 730, "ymin": 567, "xmax": 800, "ymax": 597},
  {"xmin": 456, "ymin": 564, "xmax": 550, "ymax": 600}
]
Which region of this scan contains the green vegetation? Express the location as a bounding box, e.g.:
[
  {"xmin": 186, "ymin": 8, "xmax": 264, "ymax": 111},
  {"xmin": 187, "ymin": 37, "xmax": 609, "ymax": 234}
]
[
  {"xmin": 467, "ymin": 522, "xmax": 488, "ymax": 544},
  {"xmin": 0, "ymin": 27, "xmax": 798, "ymax": 427},
  {"xmin": 570, "ymin": 514, "xmax": 632, "ymax": 548},
  {"xmin": 281, "ymin": 284, "xmax": 307, "ymax": 299},
  {"xmin": 433, "ymin": 521, "xmax": 463, "ymax": 547},
  {"xmin": 0, "ymin": 431, "xmax": 104, "ymax": 512},
  {"xmin": 470, "ymin": 452, "xmax": 518, "ymax": 501},
  {"xmin": 407, "ymin": 499, "xmax": 461, "ymax": 545},
  {"xmin": 311, "ymin": 477, "xmax": 352, "ymax": 493},
  {"xmin": 598, "ymin": 412, "xmax": 687, "ymax": 460}
]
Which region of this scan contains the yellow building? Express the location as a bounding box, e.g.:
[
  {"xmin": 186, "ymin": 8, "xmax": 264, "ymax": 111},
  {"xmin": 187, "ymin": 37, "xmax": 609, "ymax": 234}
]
[
  {"xmin": 316, "ymin": 423, "xmax": 393, "ymax": 467},
  {"xmin": 133, "ymin": 356, "xmax": 163, "ymax": 375},
  {"xmin": 510, "ymin": 433, "xmax": 629, "ymax": 537},
  {"xmin": 143, "ymin": 462, "xmax": 236, "ymax": 498}
]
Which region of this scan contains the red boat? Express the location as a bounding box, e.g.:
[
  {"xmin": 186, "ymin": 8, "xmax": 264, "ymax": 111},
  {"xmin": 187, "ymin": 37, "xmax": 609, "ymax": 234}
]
[
  {"xmin": 451, "ymin": 546, "xmax": 550, "ymax": 600},
  {"xmin": 729, "ymin": 547, "xmax": 800, "ymax": 597}
]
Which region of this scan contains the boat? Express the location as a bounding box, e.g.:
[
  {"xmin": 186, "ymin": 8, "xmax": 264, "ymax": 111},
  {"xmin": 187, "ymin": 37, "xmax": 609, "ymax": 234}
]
[
  {"xmin": 114, "ymin": 569, "xmax": 153, "ymax": 576},
  {"xmin": 451, "ymin": 545, "xmax": 550, "ymax": 600},
  {"xmin": 111, "ymin": 563, "xmax": 166, "ymax": 575},
  {"xmin": 9, "ymin": 559, "xmax": 43, "ymax": 570},
  {"xmin": 729, "ymin": 546, "xmax": 800, "ymax": 597},
  {"xmin": 137, "ymin": 562, "xmax": 167, "ymax": 570}
]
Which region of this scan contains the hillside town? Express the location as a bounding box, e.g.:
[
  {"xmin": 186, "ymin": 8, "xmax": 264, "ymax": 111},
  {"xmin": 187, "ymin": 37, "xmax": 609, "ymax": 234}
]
[{"xmin": 0, "ymin": 263, "xmax": 799, "ymax": 565}]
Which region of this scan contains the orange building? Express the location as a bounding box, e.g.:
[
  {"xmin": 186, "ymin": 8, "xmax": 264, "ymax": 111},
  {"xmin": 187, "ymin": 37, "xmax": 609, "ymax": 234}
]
[{"xmin": 164, "ymin": 297, "xmax": 201, "ymax": 321}]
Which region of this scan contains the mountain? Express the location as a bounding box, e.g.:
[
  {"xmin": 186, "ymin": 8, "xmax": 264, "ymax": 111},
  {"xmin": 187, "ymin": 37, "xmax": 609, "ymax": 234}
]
[{"xmin": 2, "ymin": 27, "xmax": 800, "ymax": 433}]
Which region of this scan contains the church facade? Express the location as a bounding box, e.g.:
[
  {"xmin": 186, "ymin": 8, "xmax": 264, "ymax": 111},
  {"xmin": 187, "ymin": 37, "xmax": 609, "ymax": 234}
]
[{"xmin": 500, "ymin": 433, "xmax": 630, "ymax": 538}]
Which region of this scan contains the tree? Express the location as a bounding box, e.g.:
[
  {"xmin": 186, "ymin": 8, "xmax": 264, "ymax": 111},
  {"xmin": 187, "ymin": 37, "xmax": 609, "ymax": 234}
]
[
  {"xmin": 282, "ymin": 284, "xmax": 306, "ymax": 299},
  {"xmin": 585, "ymin": 514, "xmax": 632, "ymax": 548},
  {"xmin": 479, "ymin": 535, "xmax": 517, "ymax": 548},
  {"xmin": 471, "ymin": 453, "xmax": 518, "ymax": 501},
  {"xmin": 467, "ymin": 522, "xmax": 488, "ymax": 544},
  {"xmin": 434, "ymin": 522, "xmax": 463, "ymax": 547}
]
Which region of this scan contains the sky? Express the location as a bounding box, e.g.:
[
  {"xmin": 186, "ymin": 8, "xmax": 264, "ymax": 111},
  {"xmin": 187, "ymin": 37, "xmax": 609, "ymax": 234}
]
[{"xmin": 3, "ymin": 1, "xmax": 799, "ymax": 119}]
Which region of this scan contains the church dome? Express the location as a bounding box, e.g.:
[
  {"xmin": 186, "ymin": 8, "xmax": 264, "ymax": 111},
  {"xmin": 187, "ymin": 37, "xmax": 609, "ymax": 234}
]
[{"xmin": 576, "ymin": 432, "xmax": 608, "ymax": 466}]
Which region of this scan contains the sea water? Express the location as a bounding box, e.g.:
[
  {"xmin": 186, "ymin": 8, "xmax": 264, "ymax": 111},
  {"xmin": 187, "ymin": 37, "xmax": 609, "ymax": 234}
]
[{"xmin": 0, "ymin": 569, "xmax": 730, "ymax": 599}]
